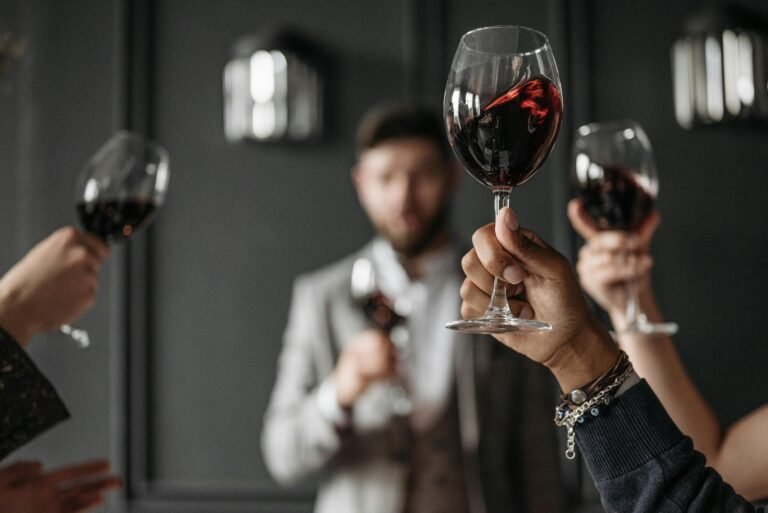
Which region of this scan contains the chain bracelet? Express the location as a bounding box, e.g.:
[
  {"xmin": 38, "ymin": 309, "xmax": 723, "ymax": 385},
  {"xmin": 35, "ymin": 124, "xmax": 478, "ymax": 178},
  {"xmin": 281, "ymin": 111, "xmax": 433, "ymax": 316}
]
[{"xmin": 554, "ymin": 365, "xmax": 634, "ymax": 460}]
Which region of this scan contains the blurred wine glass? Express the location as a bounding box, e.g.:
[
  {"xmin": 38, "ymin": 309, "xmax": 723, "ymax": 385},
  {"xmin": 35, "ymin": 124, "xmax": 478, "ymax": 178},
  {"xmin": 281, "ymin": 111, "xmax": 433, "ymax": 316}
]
[
  {"xmin": 572, "ymin": 120, "xmax": 678, "ymax": 335},
  {"xmin": 61, "ymin": 131, "xmax": 170, "ymax": 347},
  {"xmin": 350, "ymin": 257, "xmax": 411, "ymax": 416}
]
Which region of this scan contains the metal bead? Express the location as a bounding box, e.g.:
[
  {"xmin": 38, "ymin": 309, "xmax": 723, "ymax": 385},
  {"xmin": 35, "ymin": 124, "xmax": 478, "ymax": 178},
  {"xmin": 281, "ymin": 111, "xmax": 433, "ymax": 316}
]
[
  {"xmin": 591, "ymin": 407, "xmax": 600, "ymax": 417},
  {"xmin": 569, "ymin": 389, "xmax": 588, "ymax": 405}
]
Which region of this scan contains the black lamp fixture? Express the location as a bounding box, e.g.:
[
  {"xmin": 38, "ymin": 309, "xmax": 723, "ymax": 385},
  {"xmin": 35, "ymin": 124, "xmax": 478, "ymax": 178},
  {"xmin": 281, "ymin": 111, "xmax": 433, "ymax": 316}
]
[
  {"xmin": 671, "ymin": 3, "xmax": 768, "ymax": 128},
  {"xmin": 223, "ymin": 28, "xmax": 324, "ymax": 143}
]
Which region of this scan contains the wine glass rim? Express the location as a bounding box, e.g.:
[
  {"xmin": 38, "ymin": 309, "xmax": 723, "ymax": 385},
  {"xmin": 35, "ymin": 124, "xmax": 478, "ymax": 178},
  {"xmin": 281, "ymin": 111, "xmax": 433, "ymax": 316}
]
[
  {"xmin": 460, "ymin": 25, "xmax": 552, "ymax": 56},
  {"xmin": 576, "ymin": 119, "xmax": 647, "ymax": 137},
  {"xmin": 109, "ymin": 129, "xmax": 170, "ymax": 161}
]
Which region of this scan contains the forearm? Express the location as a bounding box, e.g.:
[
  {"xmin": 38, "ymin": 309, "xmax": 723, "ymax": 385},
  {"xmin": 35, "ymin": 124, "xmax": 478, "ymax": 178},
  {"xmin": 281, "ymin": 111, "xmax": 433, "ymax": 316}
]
[
  {"xmin": 577, "ymin": 381, "xmax": 759, "ymax": 513},
  {"xmin": 609, "ymin": 291, "xmax": 722, "ymax": 464},
  {"xmin": 711, "ymin": 404, "xmax": 768, "ymax": 501}
]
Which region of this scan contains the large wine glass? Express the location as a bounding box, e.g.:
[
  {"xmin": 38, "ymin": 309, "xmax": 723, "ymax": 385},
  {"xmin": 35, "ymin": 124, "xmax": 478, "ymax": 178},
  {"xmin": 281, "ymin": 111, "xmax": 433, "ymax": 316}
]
[
  {"xmin": 572, "ymin": 120, "xmax": 678, "ymax": 335},
  {"xmin": 60, "ymin": 131, "xmax": 170, "ymax": 347},
  {"xmin": 444, "ymin": 25, "xmax": 563, "ymax": 333}
]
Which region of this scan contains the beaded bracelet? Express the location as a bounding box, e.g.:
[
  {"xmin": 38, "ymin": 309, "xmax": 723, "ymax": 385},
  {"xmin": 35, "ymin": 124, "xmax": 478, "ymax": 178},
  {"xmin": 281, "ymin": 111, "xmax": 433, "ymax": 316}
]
[{"xmin": 553, "ymin": 351, "xmax": 634, "ymax": 460}]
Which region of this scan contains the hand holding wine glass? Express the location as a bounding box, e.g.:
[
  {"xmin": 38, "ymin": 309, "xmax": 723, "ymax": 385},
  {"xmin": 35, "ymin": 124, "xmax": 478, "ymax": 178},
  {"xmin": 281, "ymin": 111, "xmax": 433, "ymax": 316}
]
[
  {"xmin": 350, "ymin": 257, "xmax": 411, "ymax": 416},
  {"xmin": 0, "ymin": 227, "xmax": 108, "ymax": 347},
  {"xmin": 60, "ymin": 131, "xmax": 170, "ymax": 347},
  {"xmin": 570, "ymin": 120, "xmax": 677, "ymax": 335},
  {"xmin": 444, "ymin": 25, "xmax": 563, "ymax": 333}
]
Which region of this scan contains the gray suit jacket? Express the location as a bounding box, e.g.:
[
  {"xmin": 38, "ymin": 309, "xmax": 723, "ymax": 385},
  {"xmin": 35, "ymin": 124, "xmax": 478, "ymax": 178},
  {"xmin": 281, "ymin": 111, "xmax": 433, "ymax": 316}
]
[{"xmin": 262, "ymin": 243, "xmax": 564, "ymax": 513}]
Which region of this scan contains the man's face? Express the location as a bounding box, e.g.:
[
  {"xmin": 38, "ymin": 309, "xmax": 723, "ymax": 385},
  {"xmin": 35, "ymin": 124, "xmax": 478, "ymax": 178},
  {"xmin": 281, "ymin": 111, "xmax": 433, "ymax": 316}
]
[{"xmin": 354, "ymin": 138, "xmax": 457, "ymax": 255}]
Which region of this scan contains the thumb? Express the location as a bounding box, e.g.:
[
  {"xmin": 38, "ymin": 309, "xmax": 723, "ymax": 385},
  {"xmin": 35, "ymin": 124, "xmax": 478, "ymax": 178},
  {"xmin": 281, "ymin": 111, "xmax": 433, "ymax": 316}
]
[
  {"xmin": 495, "ymin": 207, "xmax": 564, "ymax": 278},
  {"xmin": 567, "ymin": 198, "xmax": 600, "ymax": 240}
]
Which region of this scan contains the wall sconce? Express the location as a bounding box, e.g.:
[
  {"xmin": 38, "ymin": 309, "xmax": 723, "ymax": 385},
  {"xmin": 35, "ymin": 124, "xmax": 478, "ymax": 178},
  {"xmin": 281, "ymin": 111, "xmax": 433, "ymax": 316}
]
[
  {"xmin": 224, "ymin": 29, "xmax": 324, "ymax": 142},
  {"xmin": 671, "ymin": 4, "xmax": 768, "ymax": 129}
]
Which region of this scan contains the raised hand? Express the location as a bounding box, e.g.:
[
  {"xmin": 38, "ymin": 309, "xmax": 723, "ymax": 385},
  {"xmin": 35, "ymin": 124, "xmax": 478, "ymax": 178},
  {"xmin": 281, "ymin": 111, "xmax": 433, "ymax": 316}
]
[
  {"xmin": 0, "ymin": 227, "xmax": 109, "ymax": 346},
  {"xmin": 333, "ymin": 329, "xmax": 398, "ymax": 408},
  {"xmin": 568, "ymin": 198, "xmax": 659, "ymax": 321},
  {"xmin": 460, "ymin": 207, "xmax": 618, "ymax": 391}
]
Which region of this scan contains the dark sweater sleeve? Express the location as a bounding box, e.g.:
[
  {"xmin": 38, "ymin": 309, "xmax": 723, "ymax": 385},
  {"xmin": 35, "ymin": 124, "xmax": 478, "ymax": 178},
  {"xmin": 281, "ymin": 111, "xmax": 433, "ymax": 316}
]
[
  {"xmin": 576, "ymin": 380, "xmax": 760, "ymax": 513},
  {"xmin": 0, "ymin": 328, "xmax": 69, "ymax": 460}
]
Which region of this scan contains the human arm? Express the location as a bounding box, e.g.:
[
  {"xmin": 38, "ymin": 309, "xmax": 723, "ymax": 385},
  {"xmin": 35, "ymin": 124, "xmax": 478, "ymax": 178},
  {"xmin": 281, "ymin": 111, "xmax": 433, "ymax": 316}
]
[
  {"xmin": 0, "ymin": 459, "xmax": 121, "ymax": 513},
  {"xmin": 567, "ymin": 199, "xmax": 768, "ymax": 500},
  {"xmin": 0, "ymin": 227, "xmax": 109, "ymax": 458},
  {"xmin": 460, "ymin": 206, "xmax": 760, "ymax": 512}
]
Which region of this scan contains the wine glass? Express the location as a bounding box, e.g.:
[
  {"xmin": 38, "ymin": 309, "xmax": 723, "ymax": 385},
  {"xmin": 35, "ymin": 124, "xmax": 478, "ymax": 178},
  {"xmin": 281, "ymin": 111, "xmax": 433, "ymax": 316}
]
[
  {"xmin": 571, "ymin": 120, "xmax": 678, "ymax": 335},
  {"xmin": 444, "ymin": 25, "xmax": 563, "ymax": 333},
  {"xmin": 60, "ymin": 131, "xmax": 170, "ymax": 347},
  {"xmin": 350, "ymin": 257, "xmax": 412, "ymax": 416}
]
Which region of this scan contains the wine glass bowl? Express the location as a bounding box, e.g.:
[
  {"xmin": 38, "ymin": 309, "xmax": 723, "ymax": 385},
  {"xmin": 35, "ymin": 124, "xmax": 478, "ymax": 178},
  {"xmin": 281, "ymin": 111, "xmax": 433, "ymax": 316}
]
[
  {"xmin": 76, "ymin": 131, "xmax": 169, "ymax": 242},
  {"xmin": 443, "ymin": 25, "xmax": 563, "ymax": 334},
  {"xmin": 572, "ymin": 120, "xmax": 678, "ymax": 336}
]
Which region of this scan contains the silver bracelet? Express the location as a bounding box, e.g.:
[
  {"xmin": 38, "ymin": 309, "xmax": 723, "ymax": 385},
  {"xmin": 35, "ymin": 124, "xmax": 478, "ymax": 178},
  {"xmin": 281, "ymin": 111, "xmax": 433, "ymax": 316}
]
[{"xmin": 554, "ymin": 365, "xmax": 635, "ymax": 460}]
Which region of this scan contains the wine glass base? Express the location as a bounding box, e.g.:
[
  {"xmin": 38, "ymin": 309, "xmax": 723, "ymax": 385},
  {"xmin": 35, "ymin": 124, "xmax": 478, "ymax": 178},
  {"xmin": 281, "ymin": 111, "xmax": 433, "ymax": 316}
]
[
  {"xmin": 445, "ymin": 316, "xmax": 552, "ymax": 334},
  {"xmin": 622, "ymin": 320, "xmax": 679, "ymax": 336},
  {"xmin": 60, "ymin": 324, "xmax": 91, "ymax": 348}
]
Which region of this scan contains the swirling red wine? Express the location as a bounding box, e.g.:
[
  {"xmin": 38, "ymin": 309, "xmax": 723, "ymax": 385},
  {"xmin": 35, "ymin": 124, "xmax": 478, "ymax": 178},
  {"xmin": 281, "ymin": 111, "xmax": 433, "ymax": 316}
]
[
  {"xmin": 448, "ymin": 76, "xmax": 562, "ymax": 188},
  {"xmin": 77, "ymin": 200, "xmax": 156, "ymax": 241},
  {"xmin": 576, "ymin": 164, "xmax": 654, "ymax": 231}
]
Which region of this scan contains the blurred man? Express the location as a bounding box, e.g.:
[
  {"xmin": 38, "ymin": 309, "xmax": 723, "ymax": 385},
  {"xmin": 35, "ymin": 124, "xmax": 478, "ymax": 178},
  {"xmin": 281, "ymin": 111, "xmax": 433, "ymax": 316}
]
[{"xmin": 262, "ymin": 106, "xmax": 564, "ymax": 513}]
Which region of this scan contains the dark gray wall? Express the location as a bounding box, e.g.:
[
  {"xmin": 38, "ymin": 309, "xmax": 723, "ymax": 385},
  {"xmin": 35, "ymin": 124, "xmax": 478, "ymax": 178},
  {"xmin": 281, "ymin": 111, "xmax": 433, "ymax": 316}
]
[
  {"xmin": 586, "ymin": 0, "xmax": 768, "ymax": 426},
  {"xmin": 1, "ymin": 1, "xmax": 766, "ymax": 512}
]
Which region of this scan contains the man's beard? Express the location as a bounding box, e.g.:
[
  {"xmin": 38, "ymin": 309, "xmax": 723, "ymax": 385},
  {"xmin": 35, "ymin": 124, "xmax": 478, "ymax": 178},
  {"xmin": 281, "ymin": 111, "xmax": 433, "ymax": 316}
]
[{"xmin": 387, "ymin": 202, "xmax": 451, "ymax": 257}]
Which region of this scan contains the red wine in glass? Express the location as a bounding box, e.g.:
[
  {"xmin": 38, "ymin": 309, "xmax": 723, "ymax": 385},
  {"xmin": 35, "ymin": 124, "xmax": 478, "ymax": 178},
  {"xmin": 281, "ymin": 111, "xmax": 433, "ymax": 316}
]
[
  {"xmin": 578, "ymin": 164, "xmax": 655, "ymax": 231},
  {"xmin": 77, "ymin": 199, "xmax": 157, "ymax": 241},
  {"xmin": 449, "ymin": 76, "xmax": 563, "ymax": 189}
]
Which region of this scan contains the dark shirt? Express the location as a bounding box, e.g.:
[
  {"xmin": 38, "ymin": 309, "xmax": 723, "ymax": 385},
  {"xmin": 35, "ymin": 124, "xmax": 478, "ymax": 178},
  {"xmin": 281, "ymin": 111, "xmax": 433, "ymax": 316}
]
[
  {"xmin": 577, "ymin": 379, "xmax": 760, "ymax": 513},
  {"xmin": 0, "ymin": 327, "xmax": 69, "ymax": 460}
]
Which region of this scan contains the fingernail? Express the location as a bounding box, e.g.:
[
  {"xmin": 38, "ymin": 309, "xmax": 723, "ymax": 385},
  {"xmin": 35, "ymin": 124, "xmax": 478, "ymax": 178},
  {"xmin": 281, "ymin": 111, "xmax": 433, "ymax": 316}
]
[
  {"xmin": 519, "ymin": 305, "xmax": 533, "ymax": 320},
  {"xmin": 503, "ymin": 264, "xmax": 525, "ymax": 284},
  {"xmin": 504, "ymin": 207, "xmax": 519, "ymax": 231}
]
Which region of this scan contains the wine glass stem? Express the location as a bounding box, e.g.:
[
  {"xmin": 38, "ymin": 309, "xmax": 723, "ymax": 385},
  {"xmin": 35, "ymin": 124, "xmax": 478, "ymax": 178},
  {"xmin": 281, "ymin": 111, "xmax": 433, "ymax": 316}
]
[
  {"xmin": 625, "ymin": 280, "xmax": 644, "ymax": 325},
  {"xmin": 486, "ymin": 188, "xmax": 514, "ymax": 317}
]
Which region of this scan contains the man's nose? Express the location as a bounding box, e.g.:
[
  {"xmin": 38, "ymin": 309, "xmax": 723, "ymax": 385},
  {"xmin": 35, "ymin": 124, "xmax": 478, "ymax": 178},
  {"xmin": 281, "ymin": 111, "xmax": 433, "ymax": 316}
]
[{"xmin": 392, "ymin": 177, "xmax": 416, "ymax": 207}]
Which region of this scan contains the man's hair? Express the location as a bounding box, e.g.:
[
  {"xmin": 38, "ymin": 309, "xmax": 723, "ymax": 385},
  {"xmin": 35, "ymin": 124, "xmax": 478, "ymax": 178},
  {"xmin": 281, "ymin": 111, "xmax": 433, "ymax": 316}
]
[{"xmin": 355, "ymin": 104, "xmax": 450, "ymax": 159}]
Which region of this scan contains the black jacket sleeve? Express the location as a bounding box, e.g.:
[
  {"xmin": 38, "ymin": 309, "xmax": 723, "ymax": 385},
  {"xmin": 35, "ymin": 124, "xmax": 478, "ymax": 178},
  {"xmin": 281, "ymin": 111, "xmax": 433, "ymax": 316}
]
[
  {"xmin": 0, "ymin": 327, "xmax": 69, "ymax": 460},
  {"xmin": 576, "ymin": 379, "xmax": 760, "ymax": 513}
]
